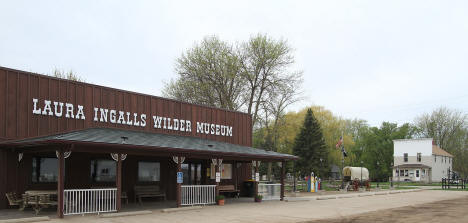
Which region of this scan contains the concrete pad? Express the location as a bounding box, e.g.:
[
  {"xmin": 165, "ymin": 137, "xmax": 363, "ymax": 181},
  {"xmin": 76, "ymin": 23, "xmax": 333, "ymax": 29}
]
[
  {"xmin": 375, "ymin": 191, "xmax": 389, "ymax": 195},
  {"xmin": 389, "ymin": 191, "xmax": 401, "ymax": 194},
  {"xmin": 99, "ymin": 210, "xmax": 152, "ymax": 218},
  {"xmin": 284, "ymin": 198, "xmax": 311, "ymax": 202},
  {"xmin": 0, "ymin": 216, "xmax": 50, "ymax": 223},
  {"xmin": 161, "ymin": 206, "xmax": 202, "ymax": 213}
]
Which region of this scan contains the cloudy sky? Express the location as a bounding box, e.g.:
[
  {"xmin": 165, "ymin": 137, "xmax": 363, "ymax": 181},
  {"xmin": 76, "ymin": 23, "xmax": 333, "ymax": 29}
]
[{"xmin": 1, "ymin": 0, "xmax": 467, "ymax": 126}]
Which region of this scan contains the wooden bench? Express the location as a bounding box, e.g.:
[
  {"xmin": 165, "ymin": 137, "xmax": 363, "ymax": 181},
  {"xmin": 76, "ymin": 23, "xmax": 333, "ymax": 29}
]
[
  {"xmin": 218, "ymin": 185, "xmax": 239, "ymax": 198},
  {"xmin": 134, "ymin": 185, "xmax": 166, "ymax": 205}
]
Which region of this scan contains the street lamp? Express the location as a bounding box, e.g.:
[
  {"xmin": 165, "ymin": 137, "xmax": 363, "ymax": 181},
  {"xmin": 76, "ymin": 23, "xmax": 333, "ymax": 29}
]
[
  {"xmin": 390, "ymin": 162, "xmax": 394, "ymax": 188},
  {"xmin": 376, "ymin": 161, "xmax": 380, "ymax": 188},
  {"xmin": 360, "ymin": 160, "xmax": 363, "ymax": 188}
]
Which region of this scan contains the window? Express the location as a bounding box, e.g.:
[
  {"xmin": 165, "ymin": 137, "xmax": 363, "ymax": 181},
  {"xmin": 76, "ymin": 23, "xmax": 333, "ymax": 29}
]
[
  {"xmin": 434, "ymin": 155, "xmax": 437, "ymax": 162},
  {"xmin": 32, "ymin": 157, "xmax": 58, "ymax": 183},
  {"xmin": 404, "ymin": 153, "xmax": 408, "ymax": 162},
  {"xmin": 445, "ymin": 157, "xmax": 447, "ymax": 163},
  {"xmin": 91, "ymin": 159, "xmax": 116, "ymax": 182},
  {"xmin": 417, "ymin": 153, "xmax": 421, "ymax": 162},
  {"xmin": 138, "ymin": 162, "xmax": 160, "ymax": 182},
  {"xmin": 449, "ymin": 158, "xmax": 451, "ymax": 164},
  {"xmin": 210, "ymin": 164, "xmax": 232, "ymax": 180},
  {"xmin": 404, "ymin": 170, "xmax": 408, "ymax": 177},
  {"xmin": 416, "ymin": 170, "xmax": 420, "ymax": 178},
  {"xmin": 400, "ymin": 170, "xmax": 404, "ymax": 176}
]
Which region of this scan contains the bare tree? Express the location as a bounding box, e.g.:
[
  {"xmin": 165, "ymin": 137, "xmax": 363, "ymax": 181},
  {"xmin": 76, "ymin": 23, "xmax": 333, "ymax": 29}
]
[
  {"xmin": 162, "ymin": 36, "xmax": 245, "ymax": 110},
  {"xmin": 52, "ymin": 69, "xmax": 85, "ymax": 82},
  {"xmin": 415, "ymin": 107, "xmax": 468, "ymax": 176}
]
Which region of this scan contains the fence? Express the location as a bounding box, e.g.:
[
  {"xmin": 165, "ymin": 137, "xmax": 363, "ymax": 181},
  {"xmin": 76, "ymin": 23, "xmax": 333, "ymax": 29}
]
[
  {"xmin": 64, "ymin": 188, "xmax": 117, "ymax": 215},
  {"xmin": 442, "ymin": 178, "xmax": 466, "ymax": 190},
  {"xmin": 258, "ymin": 183, "xmax": 281, "ymax": 200},
  {"xmin": 181, "ymin": 185, "xmax": 216, "ymax": 206}
]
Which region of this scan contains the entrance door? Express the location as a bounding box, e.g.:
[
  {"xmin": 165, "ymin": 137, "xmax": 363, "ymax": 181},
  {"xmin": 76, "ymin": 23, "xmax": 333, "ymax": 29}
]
[
  {"xmin": 415, "ymin": 169, "xmax": 420, "ymax": 181},
  {"xmin": 181, "ymin": 163, "xmax": 202, "ymax": 185}
]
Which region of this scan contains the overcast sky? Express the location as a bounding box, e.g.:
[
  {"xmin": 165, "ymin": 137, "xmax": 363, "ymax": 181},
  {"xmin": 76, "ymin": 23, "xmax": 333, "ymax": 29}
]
[{"xmin": 1, "ymin": 0, "xmax": 467, "ymax": 126}]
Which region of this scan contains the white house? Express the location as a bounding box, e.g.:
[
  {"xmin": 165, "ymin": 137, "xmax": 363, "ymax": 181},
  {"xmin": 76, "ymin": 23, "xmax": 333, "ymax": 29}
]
[{"xmin": 393, "ymin": 138, "xmax": 453, "ymax": 183}]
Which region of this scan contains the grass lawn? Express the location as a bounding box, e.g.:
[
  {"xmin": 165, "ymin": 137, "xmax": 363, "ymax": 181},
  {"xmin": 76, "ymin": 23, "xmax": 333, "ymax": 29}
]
[{"xmin": 370, "ymin": 181, "xmax": 442, "ymax": 187}]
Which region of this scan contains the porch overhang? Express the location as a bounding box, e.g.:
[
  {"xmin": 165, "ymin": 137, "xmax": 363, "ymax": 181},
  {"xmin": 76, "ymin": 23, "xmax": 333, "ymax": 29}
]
[
  {"xmin": 393, "ymin": 164, "xmax": 431, "ymax": 169},
  {"xmin": 0, "ymin": 127, "xmax": 297, "ymax": 161}
]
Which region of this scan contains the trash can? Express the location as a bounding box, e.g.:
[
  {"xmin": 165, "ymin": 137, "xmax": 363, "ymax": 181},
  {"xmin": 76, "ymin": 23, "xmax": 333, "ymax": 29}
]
[{"xmin": 242, "ymin": 180, "xmax": 255, "ymax": 197}]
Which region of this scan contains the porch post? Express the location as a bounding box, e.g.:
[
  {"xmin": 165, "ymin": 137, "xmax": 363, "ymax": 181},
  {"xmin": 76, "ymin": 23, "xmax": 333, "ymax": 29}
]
[
  {"xmin": 57, "ymin": 150, "xmax": 65, "ymax": 218},
  {"xmin": 177, "ymin": 156, "xmax": 182, "ymax": 207},
  {"xmin": 116, "ymin": 154, "xmax": 122, "ymax": 211},
  {"xmin": 215, "ymin": 159, "xmax": 220, "ymax": 197},
  {"xmin": 280, "ymin": 161, "xmax": 285, "ymax": 201},
  {"xmin": 254, "ymin": 161, "xmax": 259, "ymax": 199}
]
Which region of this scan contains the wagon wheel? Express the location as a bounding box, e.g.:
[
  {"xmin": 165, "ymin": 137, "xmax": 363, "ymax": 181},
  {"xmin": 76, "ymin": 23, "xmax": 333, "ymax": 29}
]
[{"xmin": 353, "ymin": 180, "xmax": 359, "ymax": 191}]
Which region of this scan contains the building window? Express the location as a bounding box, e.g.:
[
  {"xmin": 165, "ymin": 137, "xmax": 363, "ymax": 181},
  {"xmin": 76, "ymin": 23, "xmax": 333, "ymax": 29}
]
[
  {"xmin": 404, "ymin": 153, "xmax": 408, "ymax": 162},
  {"xmin": 32, "ymin": 157, "xmax": 58, "ymax": 183},
  {"xmin": 449, "ymin": 158, "xmax": 451, "ymax": 164},
  {"xmin": 138, "ymin": 162, "xmax": 160, "ymax": 182},
  {"xmin": 91, "ymin": 159, "xmax": 116, "ymax": 182},
  {"xmin": 445, "ymin": 157, "xmax": 447, "ymax": 163},
  {"xmin": 404, "ymin": 170, "xmax": 408, "ymax": 177},
  {"xmin": 417, "ymin": 153, "xmax": 421, "ymax": 162},
  {"xmin": 210, "ymin": 164, "xmax": 232, "ymax": 180},
  {"xmin": 400, "ymin": 170, "xmax": 404, "ymax": 176}
]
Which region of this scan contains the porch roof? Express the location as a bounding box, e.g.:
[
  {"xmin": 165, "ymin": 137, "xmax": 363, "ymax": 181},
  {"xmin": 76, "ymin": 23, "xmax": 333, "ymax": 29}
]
[
  {"xmin": 393, "ymin": 164, "xmax": 431, "ymax": 169},
  {"xmin": 0, "ymin": 128, "xmax": 297, "ymax": 161}
]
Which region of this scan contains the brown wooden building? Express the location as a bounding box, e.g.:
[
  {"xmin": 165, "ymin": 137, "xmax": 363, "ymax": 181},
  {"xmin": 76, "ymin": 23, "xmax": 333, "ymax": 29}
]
[{"xmin": 0, "ymin": 66, "xmax": 296, "ymax": 217}]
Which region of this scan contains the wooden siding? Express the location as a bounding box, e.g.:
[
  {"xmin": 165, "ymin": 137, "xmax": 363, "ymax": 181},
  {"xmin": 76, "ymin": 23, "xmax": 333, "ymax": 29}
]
[{"xmin": 0, "ymin": 67, "xmax": 252, "ymax": 146}]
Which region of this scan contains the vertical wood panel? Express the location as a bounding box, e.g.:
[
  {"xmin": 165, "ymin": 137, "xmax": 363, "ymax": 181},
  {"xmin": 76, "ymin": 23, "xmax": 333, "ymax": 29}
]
[
  {"xmin": 0, "ymin": 69, "xmax": 6, "ymax": 139},
  {"xmin": 6, "ymin": 71, "xmax": 17, "ymax": 138},
  {"xmin": 0, "ymin": 67, "xmax": 253, "ymax": 145}
]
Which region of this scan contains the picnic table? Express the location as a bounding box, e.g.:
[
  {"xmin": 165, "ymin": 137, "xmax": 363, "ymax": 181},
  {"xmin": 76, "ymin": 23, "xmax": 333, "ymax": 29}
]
[{"xmin": 23, "ymin": 190, "xmax": 58, "ymax": 215}]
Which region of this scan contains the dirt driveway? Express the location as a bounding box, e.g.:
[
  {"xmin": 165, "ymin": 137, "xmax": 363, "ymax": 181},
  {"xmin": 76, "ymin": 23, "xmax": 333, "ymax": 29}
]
[{"xmin": 306, "ymin": 196, "xmax": 468, "ymax": 223}]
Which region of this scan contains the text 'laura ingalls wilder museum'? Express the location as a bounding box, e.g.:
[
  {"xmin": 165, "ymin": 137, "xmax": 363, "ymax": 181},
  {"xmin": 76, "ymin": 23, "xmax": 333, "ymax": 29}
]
[{"xmin": 0, "ymin": 66, "xmax": 296, "ymax": 218}]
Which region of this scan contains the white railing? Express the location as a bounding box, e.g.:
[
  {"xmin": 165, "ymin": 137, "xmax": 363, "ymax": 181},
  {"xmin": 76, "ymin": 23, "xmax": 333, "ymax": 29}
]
[
  {"xmin": 181, "ymin": 185, "xmax": 216, "ymax": 206},
  {"xmin": 64, "ymin": 188, "xmax": 117, "ymax": 215},
  {"xmin": 258, "ymin": 183, "xmax": 281, "ymax": 200}
]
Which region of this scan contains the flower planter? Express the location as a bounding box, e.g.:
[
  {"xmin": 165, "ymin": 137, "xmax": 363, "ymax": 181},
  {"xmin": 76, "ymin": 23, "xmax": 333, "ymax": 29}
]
[
  {"xmin": 254, "ymin": 197, "xmax": 262, "ymax": 202},
  {"xmin": 218, "ymin": 199, "xmax": 225, "ymax": 206}
]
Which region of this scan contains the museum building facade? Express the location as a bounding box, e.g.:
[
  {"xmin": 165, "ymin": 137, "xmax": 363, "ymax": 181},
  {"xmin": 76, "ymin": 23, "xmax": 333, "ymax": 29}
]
[{"xmin": 0, "ymin": 66, "xmax": 296, "ymax": 217}]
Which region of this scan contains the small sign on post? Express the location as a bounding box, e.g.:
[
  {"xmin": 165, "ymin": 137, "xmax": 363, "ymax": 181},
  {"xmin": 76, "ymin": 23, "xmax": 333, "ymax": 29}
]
[
  {"xmin": 215, "ymin": 172, "xmax": 221, "ymax": 182},
  {"xmin": 177, "ymin": 172, "xmax": 183, "ymax": 184},
  {"xmin": 255, "ymin": 172, "xmax": 260, "ymax": 182}
]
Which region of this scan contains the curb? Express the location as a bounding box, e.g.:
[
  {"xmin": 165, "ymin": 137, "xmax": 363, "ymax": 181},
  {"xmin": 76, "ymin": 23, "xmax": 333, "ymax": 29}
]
[
  {"xmin": 99, "ymin": 210, "xmax": 152, "ymax": 218},
  {"xmin": 316, "ymin": 196, "xmax": 336, "ymax": 200},
  {"xmin": 161, "ymin": 206, "xmax": 202, "ymax": 213},
  {"xmin": 0, "ymin": 217, "xmax": 50, "ymax": 223},
  {"xmin": 358, "ymin": 193, "xmax": 374, "ymax": 197}
]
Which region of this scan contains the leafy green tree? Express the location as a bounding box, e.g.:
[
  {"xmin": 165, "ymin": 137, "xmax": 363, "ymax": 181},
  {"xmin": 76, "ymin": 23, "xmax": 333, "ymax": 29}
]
[
  {"xmin": 359, "ymin": 122, "xmax": 416, "ymax": 181},
  {"xmin": 292, "ymin": 109, "xmax": 329, "ymax": 177}
]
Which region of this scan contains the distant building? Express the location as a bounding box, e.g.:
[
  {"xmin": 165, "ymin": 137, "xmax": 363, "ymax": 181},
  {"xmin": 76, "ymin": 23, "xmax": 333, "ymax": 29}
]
[{"xmin": 393, "ymin": 138, "xmax": 453, "ymax": 183}]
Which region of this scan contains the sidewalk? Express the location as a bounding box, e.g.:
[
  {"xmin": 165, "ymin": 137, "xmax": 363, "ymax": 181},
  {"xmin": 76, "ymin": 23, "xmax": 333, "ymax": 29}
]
[{"xmin": 6, "ymin": 190, "xmax": 468, "ymax": 223}]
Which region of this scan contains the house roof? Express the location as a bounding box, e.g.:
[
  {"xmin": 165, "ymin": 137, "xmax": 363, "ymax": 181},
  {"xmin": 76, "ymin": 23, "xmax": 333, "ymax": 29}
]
[
  {"xmin": 0, "ymin": 128, "xmax": 297, "ymax": 160},
  {"xmin": 432, "ymin": 145, "xmax": 453, "ymax": 157}
]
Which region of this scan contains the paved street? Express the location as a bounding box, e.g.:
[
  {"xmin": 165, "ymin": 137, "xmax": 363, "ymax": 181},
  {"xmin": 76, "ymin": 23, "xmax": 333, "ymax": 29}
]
[{"xmin": 30, "ymin": 190, "xmax": 467, "ymax": 223}]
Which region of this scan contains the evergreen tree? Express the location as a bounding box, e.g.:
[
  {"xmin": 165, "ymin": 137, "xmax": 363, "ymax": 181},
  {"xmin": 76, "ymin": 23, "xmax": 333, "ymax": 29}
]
[{"xmin": 293, "ymin": 108, "xmax": 329, "ymax": 178}]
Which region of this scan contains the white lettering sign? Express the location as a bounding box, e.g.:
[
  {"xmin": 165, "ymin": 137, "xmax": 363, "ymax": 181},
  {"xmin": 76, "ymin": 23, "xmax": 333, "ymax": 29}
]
[{"xmin": 31, "ymin": 98, "xmax": 233, "ymax": 137}]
